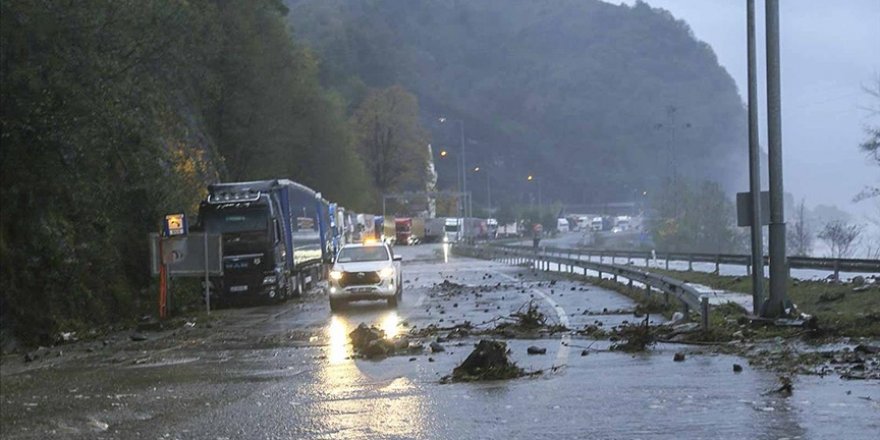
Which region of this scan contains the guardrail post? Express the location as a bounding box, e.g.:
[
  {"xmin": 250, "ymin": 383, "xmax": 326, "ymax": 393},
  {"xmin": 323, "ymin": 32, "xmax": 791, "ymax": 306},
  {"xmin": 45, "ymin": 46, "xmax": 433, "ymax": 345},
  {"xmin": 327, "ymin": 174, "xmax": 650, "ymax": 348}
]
[
  {"xmin": 645, "ymin": 255, "xmax": 650, "ymax": 268},
  {"xmin": 682, "ymin": 301, "xmax": 690, "ymax": 320},
  {"xmin": 700, "ymin": 296, "xmax": 709, "ymax": 331},
  {"xmin": 627, "ymin": 278, "xmax": 633, "ymax": 294},
  {"xmin": 664, "ymin": 291, "xmax": 669, "ymax": 305},
  {"xmin": 599, "ymin": 252, "xmax": 604, "ymax": 264},
  {"xmin": 746, "ymin": 255, "xmax": 752, "ymax": 276},
  {"xmin": 665, "ymin": 254, "xmax": 670, "ymax": 270},
  {"xmin": 833, "ymin": 260, "xmax": 840, "ymax": 281},
  {"xmin": 714, "ymin": 255, "xmax": 720, "ymax": 275},
  {"xmin": 688, "ymin": 255, "xmax": 693, "ymax": 271}
]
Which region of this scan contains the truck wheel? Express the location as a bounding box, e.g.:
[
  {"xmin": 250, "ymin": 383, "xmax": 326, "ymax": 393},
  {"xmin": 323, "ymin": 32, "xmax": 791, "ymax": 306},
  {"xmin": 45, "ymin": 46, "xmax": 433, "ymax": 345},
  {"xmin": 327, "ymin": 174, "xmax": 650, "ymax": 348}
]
[
  {"xmin": 329, "ymin": 298, "xmax": 344, "ymax": 312},
  {"xmin": 292, "ymin": 275, "xmax": 303, "ymax": 298},
  {"xmin": 284, "ymin": 277, "xmax": 295, "ymax": 301},
  {"xmin": 387, "ymin": 295, "xmax": 398, "ymax": 308}
]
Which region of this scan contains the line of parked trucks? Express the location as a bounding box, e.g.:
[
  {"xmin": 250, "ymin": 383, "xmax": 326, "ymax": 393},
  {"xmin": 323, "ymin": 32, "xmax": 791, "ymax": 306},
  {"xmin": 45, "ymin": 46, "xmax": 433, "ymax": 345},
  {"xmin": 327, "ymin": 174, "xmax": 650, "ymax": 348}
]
[{"xmin": 190, "ymin": 178, "xmax": 520, "ymax": 305}]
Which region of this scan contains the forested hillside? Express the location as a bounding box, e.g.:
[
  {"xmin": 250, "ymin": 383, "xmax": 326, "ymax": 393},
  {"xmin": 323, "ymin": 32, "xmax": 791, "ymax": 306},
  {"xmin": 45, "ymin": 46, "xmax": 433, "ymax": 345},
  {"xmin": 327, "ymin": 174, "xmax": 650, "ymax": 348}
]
[
  {"xmin": 0, "ymin": 0, "xmax": 394, "ymax": 341},
  {"xmin": 287, "ymin": 0, "xmax": 749, "ymax": 205}
]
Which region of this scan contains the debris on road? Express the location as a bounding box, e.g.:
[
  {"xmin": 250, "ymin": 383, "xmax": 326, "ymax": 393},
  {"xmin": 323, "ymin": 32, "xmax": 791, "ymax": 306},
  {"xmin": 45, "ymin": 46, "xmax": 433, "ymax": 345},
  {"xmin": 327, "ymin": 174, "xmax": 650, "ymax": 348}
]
[
  {"xmin": 490, "ymin": 301, "xmax": 568, "ymax": 337},
  {"xmin": 673, "ymin": 352, "xmax": 686, "ymax": 362},
  {"xmin": 348, "ymin": 323, "xmax": 395, "ymax": 359},
  {"xmin": 765, "ymin": 376, "xmax": 793, "ymax": 396},
  {"xmin": 442, "ymin": 340, "xmax": 534, "ymax": 383},
  {"xmin": 733, "ymin": 363, "xmax": 743, "ymax": 372},
  {"xmin": 527, "ymin": 346, "xmax": 547, "ymax": 355},
  {"xmin": 610, "ymin": 317, "xmax": 654, "ymax": 352},
  {"xmin": 429, "ymin": 341, "xmax": 445, "ymax": 352}
]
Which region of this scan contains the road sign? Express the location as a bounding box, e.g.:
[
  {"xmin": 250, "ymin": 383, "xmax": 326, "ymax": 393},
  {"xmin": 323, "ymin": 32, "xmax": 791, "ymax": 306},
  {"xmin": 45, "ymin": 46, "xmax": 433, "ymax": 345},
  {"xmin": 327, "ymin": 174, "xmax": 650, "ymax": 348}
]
[
  {"xmin": 736, "ymin": 191, "xmax": 770, "ymax": 227},
  {"xmin": 163, "ymin": 213, "xmax": 188, "ymax": 237},
  {"xmin": 150, "ymin": 233, "xmax": 223, "ymax": 276}
]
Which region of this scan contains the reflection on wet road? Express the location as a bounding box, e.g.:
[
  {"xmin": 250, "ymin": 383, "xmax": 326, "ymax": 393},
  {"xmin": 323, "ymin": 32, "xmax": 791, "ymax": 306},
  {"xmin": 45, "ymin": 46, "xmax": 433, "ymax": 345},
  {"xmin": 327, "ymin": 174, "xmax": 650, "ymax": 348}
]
[{"xmin": 1, "ymin": 244, "xmax": 878, "ymax": 439}]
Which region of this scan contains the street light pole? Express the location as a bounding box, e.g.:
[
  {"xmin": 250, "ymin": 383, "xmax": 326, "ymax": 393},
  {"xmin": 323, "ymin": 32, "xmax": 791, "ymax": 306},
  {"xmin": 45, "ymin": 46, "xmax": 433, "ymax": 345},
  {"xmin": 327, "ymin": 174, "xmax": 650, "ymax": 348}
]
[
  {"xmin": 527, "ymin": 175, "xmax": 542, "ymax": 212},
  {"xmin": 764, "ymin": 0, "xmax": 788, "ymax": 317},
  {"xmin": 746, "ymin": 0, "xmax": 765, "ymax": 316},
  {"xmin": 473, "ymin": 166, "xmax": 492, "ymax": 213},
  {"xmin": 458, "ymin": 120, "xmax": 468, "ymax": 218},
  {"xmin": 486, "ymin": 169, "xmax": 492, "ymax": 212},
  {"xmin": 440, "ymin": 118, "xmax": 468, "ymax": 218}
]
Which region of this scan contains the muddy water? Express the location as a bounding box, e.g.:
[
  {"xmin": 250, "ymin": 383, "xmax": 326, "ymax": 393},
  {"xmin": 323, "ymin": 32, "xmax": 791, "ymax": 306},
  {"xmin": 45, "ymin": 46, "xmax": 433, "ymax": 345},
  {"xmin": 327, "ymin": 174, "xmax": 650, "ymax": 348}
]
[{"xmin": 1, "ymin": 245, "xmax": 877, "ymax": 439}]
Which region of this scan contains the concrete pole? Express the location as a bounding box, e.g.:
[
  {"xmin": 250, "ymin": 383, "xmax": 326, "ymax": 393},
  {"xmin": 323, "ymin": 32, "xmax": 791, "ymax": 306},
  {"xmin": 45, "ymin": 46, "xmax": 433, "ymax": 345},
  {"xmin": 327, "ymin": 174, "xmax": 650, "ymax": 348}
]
[
  {"xmin": 459, "ymin": 120, "xmax": 468, "ymax": 218},
  {"xmin": 747, "ymin": 0, "xmax": 765, "ymax": 316},
  {"xmin": 764, "ymin": 0, "xmax": 788, "ymax": 317}
]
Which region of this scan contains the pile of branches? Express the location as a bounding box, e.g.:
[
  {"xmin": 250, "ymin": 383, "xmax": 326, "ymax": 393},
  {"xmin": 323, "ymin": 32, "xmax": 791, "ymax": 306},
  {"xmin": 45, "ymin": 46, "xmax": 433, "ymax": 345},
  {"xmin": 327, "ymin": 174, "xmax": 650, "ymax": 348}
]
[{"xmin": 610, "ymin": 316, "xmax": 655, "ymax": 352}]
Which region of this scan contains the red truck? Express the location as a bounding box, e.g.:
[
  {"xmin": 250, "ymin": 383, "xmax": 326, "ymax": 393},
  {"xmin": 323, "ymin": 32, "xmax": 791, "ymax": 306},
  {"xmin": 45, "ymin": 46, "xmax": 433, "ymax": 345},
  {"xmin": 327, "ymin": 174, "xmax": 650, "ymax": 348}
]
[{"xmin": 395, "ymin": 217, "xmax": 412, "ymax": 245}]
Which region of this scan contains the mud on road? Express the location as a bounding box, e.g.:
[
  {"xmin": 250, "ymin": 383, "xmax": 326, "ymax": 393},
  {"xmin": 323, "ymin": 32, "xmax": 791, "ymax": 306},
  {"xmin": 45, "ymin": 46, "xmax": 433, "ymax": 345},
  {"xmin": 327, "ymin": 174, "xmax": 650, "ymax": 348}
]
[{"xmin": 2, "ymin": 244, "xmax": 878, "ymax": 439}]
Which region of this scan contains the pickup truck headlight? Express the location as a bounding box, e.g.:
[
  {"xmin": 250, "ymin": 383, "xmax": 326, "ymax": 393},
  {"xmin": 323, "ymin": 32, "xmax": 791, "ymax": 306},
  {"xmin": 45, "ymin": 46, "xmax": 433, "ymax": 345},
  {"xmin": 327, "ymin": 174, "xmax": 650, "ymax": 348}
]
[
  {"xmin": 378, "ymin": 267, "xmax": 395, "ymax": 279},
  {"xmin": 329, "ymin": 270, "xmax": 343, "ymax": 280},
  {"xmin": 262, "ymin": 275, "xmax": 277, "ymax": 285}
]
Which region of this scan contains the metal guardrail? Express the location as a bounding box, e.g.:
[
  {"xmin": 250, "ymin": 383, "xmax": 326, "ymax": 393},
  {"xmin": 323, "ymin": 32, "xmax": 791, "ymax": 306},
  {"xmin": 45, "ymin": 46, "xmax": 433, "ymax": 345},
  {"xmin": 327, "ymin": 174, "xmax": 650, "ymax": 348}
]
[
  {"xmin": 453, "ymin": 243, "xmax": 711, "ymax": 329},
  {"xmin": 500, "ymin": 244, "xmax": 879, "ymax": 278}
]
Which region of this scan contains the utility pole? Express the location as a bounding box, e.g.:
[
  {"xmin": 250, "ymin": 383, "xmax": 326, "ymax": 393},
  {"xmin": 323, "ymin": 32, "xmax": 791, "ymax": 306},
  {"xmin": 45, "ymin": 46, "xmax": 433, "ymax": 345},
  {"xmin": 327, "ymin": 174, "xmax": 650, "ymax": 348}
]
[
  {"xmin": 746, "ymin": 0, "xmax": 765, "ymax": 316},
  {"xmin": 458, "ymin": 120, "xmax": 468, "ymax": 218},
  {"xmin": 764, "ymin": 0, "xmax": 788, "ymax": 317}
]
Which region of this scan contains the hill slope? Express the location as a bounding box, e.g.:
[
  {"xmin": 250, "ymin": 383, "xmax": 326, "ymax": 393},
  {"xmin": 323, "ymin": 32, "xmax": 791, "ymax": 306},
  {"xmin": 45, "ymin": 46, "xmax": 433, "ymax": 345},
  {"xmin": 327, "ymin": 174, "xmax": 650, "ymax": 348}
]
[{"xmin": 287, "ymin": 0, "xmax": 748, "ymax": 206}]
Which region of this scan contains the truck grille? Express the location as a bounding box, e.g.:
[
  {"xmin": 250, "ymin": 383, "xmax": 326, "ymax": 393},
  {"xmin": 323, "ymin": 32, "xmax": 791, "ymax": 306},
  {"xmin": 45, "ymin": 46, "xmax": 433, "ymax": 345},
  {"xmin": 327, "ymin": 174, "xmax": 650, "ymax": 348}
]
[{"xmin": 339, "ymin": 271, "xmax": 380, "ymax": 287}]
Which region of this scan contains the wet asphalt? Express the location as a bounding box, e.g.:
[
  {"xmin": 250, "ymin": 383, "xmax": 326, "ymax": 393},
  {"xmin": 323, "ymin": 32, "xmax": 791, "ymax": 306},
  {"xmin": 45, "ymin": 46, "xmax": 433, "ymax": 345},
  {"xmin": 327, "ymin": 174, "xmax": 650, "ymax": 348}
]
[{"xmin": 1, "ymin": 244, "xmax": 878, "ymax": 439}]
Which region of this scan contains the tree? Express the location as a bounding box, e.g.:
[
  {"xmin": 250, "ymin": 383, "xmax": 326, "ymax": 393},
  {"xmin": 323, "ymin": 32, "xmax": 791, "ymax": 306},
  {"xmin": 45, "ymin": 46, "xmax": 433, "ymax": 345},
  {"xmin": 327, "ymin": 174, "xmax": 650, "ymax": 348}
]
[
  {"xmin": 351, "ymin": 85, "xmax": 429, "ymax": 200},
  {"xmin": 855, "ymin": 77, "xmax": 880, "ymax": 202},
  {"xmin": 787, "ymin": 199, "xmax": 813, "ymax": 256},
  {"xmin": 649, "ymin": 179, "xmax": 744, "ymax": 253},
  {"xmin": 817, "ymin": 221, "xmax": 863, "ymax": 258}
]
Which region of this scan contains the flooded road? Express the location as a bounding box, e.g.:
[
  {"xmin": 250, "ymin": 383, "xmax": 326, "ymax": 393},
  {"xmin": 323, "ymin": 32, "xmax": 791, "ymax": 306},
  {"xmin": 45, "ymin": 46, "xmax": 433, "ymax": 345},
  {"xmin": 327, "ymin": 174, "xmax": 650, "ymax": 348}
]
[{"xmin": 2, "ymin": 244, "xmax": 878, "ymax": 439}]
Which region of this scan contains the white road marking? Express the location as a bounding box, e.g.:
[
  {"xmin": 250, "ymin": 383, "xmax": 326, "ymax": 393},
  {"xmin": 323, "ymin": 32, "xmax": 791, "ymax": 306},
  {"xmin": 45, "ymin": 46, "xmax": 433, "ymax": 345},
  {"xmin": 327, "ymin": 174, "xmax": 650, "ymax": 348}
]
[{"xmin": 497, "ymin": 272, "xmax": 571, "ymax": 369}]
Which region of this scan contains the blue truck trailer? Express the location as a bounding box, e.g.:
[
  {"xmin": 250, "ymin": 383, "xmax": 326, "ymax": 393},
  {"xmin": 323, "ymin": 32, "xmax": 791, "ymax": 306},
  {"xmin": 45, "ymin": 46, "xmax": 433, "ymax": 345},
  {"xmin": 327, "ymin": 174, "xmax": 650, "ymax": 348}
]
[{"xmin": 197, "ymin": 179, "xmax": 331, "ymax": 303}]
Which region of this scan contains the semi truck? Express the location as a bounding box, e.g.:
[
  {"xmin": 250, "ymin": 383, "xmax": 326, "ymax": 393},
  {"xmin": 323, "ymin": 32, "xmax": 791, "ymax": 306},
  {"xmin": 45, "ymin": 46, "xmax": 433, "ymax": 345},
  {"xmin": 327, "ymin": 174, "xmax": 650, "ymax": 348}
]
[
  {"xmin": 424, "ymin": 217, "xmax": 446, "ymax": 242},
  {"xmin": 197, "ymin": 179, "xmax": 330, "ymax": 303},
  {"xmin": 395, "ymin": 217, "xmax": 413, "ymax": 245}
]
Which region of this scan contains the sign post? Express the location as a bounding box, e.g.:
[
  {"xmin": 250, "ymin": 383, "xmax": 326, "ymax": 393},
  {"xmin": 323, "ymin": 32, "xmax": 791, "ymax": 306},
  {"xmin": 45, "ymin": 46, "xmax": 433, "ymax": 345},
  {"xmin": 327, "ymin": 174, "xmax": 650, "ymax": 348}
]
[
  {"xmin": 204, "ymin": 230, "xmax": 210, "ymax": 314},
  {"xmin": 159, "ymin": 213, "xmax": 188, "ymax": 318}
]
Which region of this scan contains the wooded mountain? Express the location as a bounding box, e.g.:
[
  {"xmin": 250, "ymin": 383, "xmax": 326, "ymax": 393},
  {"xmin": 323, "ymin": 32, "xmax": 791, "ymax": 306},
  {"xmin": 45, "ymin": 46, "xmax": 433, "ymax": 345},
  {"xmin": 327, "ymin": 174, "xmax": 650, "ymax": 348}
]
[{"xmin": 287, "ymin": 0, "xmax": 749, "ymax": 206}]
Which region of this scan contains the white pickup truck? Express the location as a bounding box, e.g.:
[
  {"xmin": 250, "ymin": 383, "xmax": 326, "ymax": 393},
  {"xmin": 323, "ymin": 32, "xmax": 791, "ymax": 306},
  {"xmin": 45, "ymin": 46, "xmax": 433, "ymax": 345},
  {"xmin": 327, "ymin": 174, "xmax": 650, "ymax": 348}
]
[{"xmin": 327, "ymin": 242, "xmax": 403, "ymax": 311}]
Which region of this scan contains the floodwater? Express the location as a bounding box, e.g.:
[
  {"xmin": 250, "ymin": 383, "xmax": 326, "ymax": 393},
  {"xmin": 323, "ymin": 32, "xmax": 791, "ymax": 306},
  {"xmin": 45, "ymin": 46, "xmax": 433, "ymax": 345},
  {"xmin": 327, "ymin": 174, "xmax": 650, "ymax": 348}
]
[{"xmin": 1, "ymin": 244, "xmax": 877, "ymax": 439}]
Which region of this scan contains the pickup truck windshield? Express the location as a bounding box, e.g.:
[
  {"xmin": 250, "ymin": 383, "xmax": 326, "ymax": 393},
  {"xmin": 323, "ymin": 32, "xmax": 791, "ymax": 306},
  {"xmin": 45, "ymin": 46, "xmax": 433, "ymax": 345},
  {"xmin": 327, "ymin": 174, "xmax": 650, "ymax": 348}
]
[
  {"xmin": 336, "ymin": 246, "xmax": 389, "ymax": 263},
  {"xmin": 204, "ymin": 210, "xmax": 268, "ymax": 234}
]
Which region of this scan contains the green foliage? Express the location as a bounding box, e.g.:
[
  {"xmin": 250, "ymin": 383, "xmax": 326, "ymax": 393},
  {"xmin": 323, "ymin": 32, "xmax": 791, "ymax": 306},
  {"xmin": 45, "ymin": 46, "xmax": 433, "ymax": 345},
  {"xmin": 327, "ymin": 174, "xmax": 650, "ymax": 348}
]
[
  {"xmin": 350, "ymin": 85, "xmax": 429, "ymax": 199},
  {"xmin": 648, "ymin": 179, "xmax": 744, "ymax": 253},
  {"xmin": 1, "ymin": 0, "xmax": 220, "ymax": 341},
  {"xmin": 0, "ymin": 0, "xmax": 376, "ymax": 342}
]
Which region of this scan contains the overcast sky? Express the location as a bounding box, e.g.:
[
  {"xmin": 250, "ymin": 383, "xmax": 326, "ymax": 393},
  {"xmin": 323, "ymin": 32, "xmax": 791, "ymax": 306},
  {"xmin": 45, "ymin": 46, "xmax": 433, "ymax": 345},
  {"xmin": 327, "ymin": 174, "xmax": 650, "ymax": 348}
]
[{"xmin": 619, "ymin": 0, "xmax": 880, "ymax": 222}]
